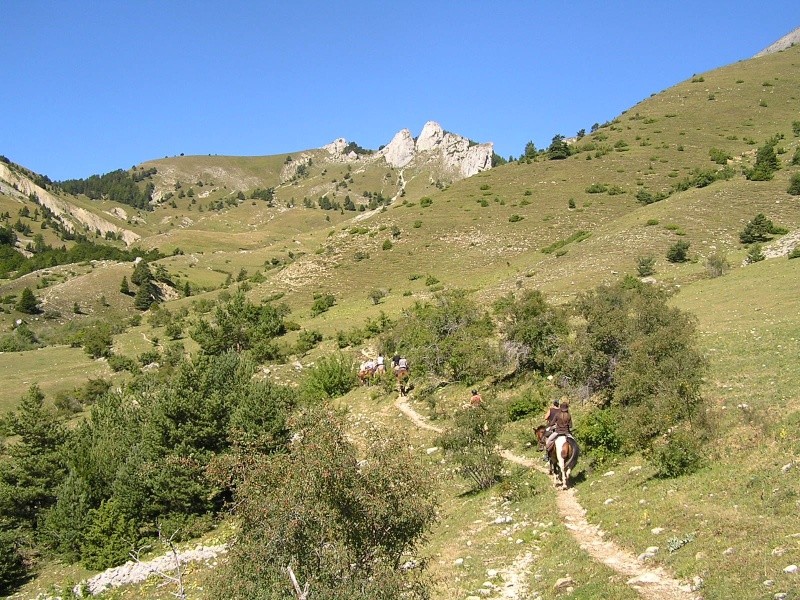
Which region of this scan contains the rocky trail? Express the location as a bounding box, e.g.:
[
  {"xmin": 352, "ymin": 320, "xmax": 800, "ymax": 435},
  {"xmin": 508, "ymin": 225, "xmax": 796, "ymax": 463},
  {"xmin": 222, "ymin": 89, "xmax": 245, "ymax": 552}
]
[{"xmin": 395, "ymin": 397, "xmax": 702, "ymax": 600}]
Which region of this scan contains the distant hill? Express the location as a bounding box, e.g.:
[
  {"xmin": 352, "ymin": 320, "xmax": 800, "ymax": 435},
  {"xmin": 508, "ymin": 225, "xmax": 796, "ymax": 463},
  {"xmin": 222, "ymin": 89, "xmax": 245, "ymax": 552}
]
[{"xmin": 754, "ymin": 25, "xmax": 800, "ymax": 56}]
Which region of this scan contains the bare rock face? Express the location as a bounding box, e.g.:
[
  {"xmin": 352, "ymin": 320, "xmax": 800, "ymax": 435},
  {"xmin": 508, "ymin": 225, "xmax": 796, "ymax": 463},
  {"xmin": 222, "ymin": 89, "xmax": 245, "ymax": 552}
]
[
  {"xmin": 379, "ymin": 128, "xmax": 416, "ymax": 168},
  {"xmin": 0, "ymin": 163, "xmax": 140, "ymax": 245},
  {"xmin": 371, "ymin": 121, "xmax": 493, "ymax": 178},
  {"xmin": 754, "ymin": 27, "xmax": 800, "ymax": 57},
  {"xmin": 323, "ymin": 138, "xmax": 348, "ymax": 155}
]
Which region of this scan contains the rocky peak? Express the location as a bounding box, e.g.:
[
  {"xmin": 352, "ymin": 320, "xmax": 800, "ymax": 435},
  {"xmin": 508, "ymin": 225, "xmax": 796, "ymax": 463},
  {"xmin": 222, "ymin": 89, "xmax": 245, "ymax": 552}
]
[
  {"xmin": 754, "ymin": 27, "xmax": 800, "ymax": 57},
  {"xmin": 378, "ymin": 128, "xmax": 416, "ymax": 168}
]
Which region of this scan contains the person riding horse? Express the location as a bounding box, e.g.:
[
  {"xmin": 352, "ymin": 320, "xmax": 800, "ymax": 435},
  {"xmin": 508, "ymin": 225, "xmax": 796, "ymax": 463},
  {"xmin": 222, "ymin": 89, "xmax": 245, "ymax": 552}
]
[
  {"xmin": 546, "ymin": 399, "xmax": 572, "ymax": 452},
  {"xmin": 542, "ymin": 398, "xmax": 560, "ymax": 459}
]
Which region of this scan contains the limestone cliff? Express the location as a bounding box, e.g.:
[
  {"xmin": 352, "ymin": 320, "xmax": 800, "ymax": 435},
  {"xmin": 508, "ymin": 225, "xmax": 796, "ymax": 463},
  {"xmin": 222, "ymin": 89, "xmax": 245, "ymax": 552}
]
[{"xmin": 324, "ymin": 121, "xmax": 493, "ymax": 180}]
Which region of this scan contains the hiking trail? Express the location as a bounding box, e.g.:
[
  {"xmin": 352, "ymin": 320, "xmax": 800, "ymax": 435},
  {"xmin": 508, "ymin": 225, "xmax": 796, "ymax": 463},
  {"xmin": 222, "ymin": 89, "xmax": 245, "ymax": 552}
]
[{"xmin": 394, "ymin": 396, "xmax": 702, "ymax": 600}]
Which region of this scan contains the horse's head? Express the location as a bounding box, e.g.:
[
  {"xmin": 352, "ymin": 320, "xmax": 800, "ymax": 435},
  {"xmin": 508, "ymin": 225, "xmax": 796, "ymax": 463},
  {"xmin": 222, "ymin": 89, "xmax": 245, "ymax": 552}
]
[{"xmin": 534, "ymin": 425, "xmax": 546, "ymax": 444}]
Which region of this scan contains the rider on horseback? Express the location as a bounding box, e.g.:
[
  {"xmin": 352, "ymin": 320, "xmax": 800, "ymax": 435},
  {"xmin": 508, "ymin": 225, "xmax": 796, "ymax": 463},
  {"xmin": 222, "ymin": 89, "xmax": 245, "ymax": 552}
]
[
  {"xmin": 542, "ymin": 398, "xmax": 560, "ymax": 460},
  {"xmin": 546, "ymin": 399, "xmax": 572, "ymax": 453}
]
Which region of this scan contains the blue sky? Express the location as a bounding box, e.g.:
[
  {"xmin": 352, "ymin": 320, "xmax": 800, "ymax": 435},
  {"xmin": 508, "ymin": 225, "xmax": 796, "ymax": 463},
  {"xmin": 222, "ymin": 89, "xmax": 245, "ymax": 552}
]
[{"xmin": 1, "ymin": 1, "xmax": 797, "ymax": 180}]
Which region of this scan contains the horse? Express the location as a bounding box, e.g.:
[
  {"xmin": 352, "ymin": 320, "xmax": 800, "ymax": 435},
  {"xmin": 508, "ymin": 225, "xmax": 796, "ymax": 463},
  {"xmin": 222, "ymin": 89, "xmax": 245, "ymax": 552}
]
[
  {"xmin": 535, "ymin": 425, "xmax": 579, "ymax": 490},
  {"xmin": 395, "ymin": 367, "xmax": 409, "ymax": 396},
  {"xmin": 358, "ymin": 367, "xmax": 375, "ymax": 386}
]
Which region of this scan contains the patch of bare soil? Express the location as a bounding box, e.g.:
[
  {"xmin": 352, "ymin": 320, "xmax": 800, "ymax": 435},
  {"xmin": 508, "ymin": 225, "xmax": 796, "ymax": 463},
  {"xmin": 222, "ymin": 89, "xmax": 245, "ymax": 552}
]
[{"xmin": 399, "ymin": 398, "xmax": 702, "ymax": 599}]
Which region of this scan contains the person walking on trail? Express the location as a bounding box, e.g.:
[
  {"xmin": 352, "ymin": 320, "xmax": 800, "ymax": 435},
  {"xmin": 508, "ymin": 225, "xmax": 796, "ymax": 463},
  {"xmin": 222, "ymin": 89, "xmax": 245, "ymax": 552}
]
[
  {"xmin": 546, "ymin": 399, "xmax": 573, "ymax": 452},
  {"xmin": 470, "ymin": 389, "xmax": 483, "ymax": 408}
]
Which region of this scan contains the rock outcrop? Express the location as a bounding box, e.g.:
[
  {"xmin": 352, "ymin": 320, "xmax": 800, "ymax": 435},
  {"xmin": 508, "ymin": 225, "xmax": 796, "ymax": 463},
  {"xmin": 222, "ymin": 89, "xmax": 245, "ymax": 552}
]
[
  {"xmin": 754, "ymin": 27, "xmax": 800, "ymax": 57},
  {"xmin": 324, "ymin": 121, "xmax": 493, "ymax": 181}
]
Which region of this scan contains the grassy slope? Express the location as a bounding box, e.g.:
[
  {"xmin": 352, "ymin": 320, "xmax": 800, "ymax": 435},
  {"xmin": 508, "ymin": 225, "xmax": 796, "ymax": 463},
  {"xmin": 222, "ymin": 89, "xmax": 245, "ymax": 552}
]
[{"xmin": 4, "ymin": 45, "xmax": 800, "ymax": 599}]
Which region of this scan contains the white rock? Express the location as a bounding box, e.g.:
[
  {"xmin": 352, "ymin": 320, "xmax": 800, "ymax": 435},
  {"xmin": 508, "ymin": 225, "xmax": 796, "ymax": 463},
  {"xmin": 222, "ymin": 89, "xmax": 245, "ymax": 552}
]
[
  {"xmin": 723, "ymin": 547, "xmax": 735, "ymax": 556},
  {"xmin": 651, "ymin": 527, "xmax": 665, "ymax": 535},
  {"xmin": 784, "ymin": 564, "xmax": 798, "ymax": 573},
  {"xmin": 781, "ymin": 462, "xmax": 794, "ymax": 473},
  {"xmin": 454, "ymin": 558, "xmax": 464, "ymax": 566},
  {"xmin": 603, "ymin": 471, "xmax": 616, "ymax": 477},
  {"xmin": 763, "ymin": 579, "xmax": 775, "ymax": 587},
  {"xmin": 426, "ymin": 446, "xmax": 439, "ymax": 454},
  {"xmin": 486, "ymin": 569, "xmax": 498, "ymax": 578},
  {"xmin": 629, "ymin": 465, "xmax": 642, "ymax": 473},
  {"xmin": 604, "ymin": 498, "xmax": 614, "ymax": 505}
]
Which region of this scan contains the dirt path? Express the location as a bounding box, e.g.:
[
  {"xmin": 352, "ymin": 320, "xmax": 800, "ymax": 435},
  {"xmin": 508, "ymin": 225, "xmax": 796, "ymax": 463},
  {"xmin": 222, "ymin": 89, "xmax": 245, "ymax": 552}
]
[{"xmin": 396, "ymin": 397, "xmax": 701, "ymax": 600}]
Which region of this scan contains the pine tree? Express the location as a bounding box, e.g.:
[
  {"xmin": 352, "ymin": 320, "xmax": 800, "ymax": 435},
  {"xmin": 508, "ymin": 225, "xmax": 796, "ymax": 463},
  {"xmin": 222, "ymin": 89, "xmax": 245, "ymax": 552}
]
[
  {"xmin": 15, "ymin": 287, "xmax": 39, "ymax": 314},
  {"xmin": 120, "ymin": 276, "xmax": 130, "ymax": 295}
]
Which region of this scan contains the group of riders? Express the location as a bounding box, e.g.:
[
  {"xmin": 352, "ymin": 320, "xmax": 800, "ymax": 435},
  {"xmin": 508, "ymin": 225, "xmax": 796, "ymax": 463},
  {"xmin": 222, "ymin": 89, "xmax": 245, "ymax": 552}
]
[
  {"xmin": 358, "ymin": 353, "xmax": 408, "ymax": 380},
  {"xmin": 358, "ymin": 352, "xmax": 575, "ymax": 479}
]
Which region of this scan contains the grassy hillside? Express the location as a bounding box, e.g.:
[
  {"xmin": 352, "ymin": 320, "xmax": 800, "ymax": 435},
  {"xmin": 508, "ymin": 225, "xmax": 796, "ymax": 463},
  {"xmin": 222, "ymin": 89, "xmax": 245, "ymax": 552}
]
[{"xmin": 2, "ymin": 45, "xmax": 800, "ymax": 600}]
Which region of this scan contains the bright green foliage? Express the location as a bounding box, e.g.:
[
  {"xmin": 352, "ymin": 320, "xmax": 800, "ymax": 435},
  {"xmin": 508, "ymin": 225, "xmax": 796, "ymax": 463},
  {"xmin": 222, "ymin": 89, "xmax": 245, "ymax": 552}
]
[
  {"xmin": 666, "ymin": 240, "xmax": 690, "ymax": 263},
  {"xmin": 81, "ymin": 323, "xmax": 113, "ymax": 358},
  {"xmin": 14, "ymin": 287, "xmax": 39, "ymax": 314},
  {"xmin": 708, "ymin": 147, "xmax": 732, "ymax": 164},
  {"xmin": 574, "ymin": 408, "xmax": 624, "ymax": 464},
  {"xmin": 559, "ymin": 278, "xmax": 706, "ymax": 447},
  {"xmin": 294, "ymin": 328, "xmax": 323, "ymax": 355},
  {"xmin": 80, "ymin": 498, "xmax": 139, "ymax": 570},
  {"xmin": 208, "ymin": 409, "xmax": 437, "ymax": 600},
  {"xmin": 382, "ymin": 290, "xmax": 498, "ymax": 384},
  {"xmin": 494, "ymin": 290, "xmax": 567, "ymax": 374},
  {"xmin": 191, "ymin": 291, "xmax": 287, "ymax": 360},
  {"xmin": 437, "ymin": 404, "xmax": 507, "ymax": 490},
  {"xmin": 310, "ymin": 293, "xmax": 336, "ymax": 316},
  {"xmin": 299, "ymin": 352, "xmax": 358, "ymax": 403},
  {"xmin": 507, "ymin": 383, "xmax": 548, "ymax": 421}
]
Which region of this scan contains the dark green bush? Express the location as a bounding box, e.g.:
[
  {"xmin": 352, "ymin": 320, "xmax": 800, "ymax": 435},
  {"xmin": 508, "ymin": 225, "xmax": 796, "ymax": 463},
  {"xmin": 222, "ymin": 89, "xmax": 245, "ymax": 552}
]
[
  {"xmin": 648, "ymin": 431, "xmax": 705, "ymax": 478},
  {"xmin": 666, "ymin": 240, "xmax": 690, "ymax": 263},
  {"xmin": 508, "ymin": 387, "xmax": 547, "ymax": 421},
  {"xmin": 0, "ymin": 529, "xmax": 27, "ymax": 595},
  {"xmin": 788, "ymin": 173, "xmax": 800, "ymax": 195}
]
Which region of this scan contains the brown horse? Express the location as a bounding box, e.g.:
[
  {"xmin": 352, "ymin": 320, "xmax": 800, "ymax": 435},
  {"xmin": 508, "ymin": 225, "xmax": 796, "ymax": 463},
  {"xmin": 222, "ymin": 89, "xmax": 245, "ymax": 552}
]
[
  {"xmin": 358, "ymin": 367, "xmax": 375, "ymax": 386},
  {"xmin": 535, "ymin": 425, "xmax": 579, "ymax": 489},
  {"xmin": 395, "ymin": 367, "xmax": 409, "ymax": 396}
]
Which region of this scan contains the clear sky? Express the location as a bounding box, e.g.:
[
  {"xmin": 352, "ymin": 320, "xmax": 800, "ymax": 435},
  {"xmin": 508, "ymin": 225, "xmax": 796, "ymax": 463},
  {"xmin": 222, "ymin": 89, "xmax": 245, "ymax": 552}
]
[{"xmin": 1, "ymin": 1, "xmax": 797, "ymax": 181}]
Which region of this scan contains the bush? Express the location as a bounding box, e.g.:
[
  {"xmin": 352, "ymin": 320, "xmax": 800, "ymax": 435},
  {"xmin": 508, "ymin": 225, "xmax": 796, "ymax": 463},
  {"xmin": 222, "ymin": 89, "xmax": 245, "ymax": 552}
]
[
  {"xmin": 382, "ymin": 239, "xmax": 393, "ymax": 250},
  {"xmin": 508, "ymin": 387, "xmax": 547, "ymax": 421},
  {"xmin": 437, "ymin": 405, "xmax": 507, "ymax": 491},
  {"xmin": 574, "ymin": 409, "xmax": 623, "ymax": 464},
  {"xmin": 789, "ymin": 247, "xmax": 800, "ymax": 260},
  {"xmin": 508, "ymin": 214, "xmax": 523, "ymax": 222},
  {"xmin": 709, "ymin": 147, "xmax": 732, "ymax": 164},
  {"xmin": 310, "ymin": 293, "xmax": 335, "ymax": 317},
  {"xmin": 299, "ymin": 352, "xmax": 358, "ymax": 402},
  {"xmin": 706, "ymin": 253, "xmax": 730, "ymax": 278},
  {"xmin": 746, "ymin": 243, "xmax": 765, "ymax": 263},
  {"xmin": 586, "ymin": 183, "xmax": 608, "ymax": 194},
  {"xmin": 295, "ymin": 329, "xmax": 322, "ymax": 355},
  {"xmin": 740, "ymin": 213, "xmax": 779, "ymax": 244},
  {"xmin": 648, "ymin": 431, "xmax": 705, "ymax": 478},
  {"xmin": 666, "ymin": 240, "xmax": 690, "ymax": 263},
  {"xmin": 788, "ymin": 173, "xmax": 800, "ymax": 195},
  {"xmin": 207, "ymin": 409, "xmax": 437, "ymax": 600},
  {"xmin": 81, "ymin": 498, "xmax": 140, "ymax": 570},
  {"xmin": 0, "ymin": 529, "xmax": 27, "ymax": 595},
  {"xmin": 637, "ymin": 256, "xmax": 656, "ymax": 277}
]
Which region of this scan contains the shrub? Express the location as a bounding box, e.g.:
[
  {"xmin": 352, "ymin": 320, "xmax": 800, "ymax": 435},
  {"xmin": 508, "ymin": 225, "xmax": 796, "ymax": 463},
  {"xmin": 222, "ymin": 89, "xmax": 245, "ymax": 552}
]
[
  {"xmin": 437, "ymin": 405, "xmax": 507, "ymax": 490},
  {"xmin": 368, "ymin": 289, "xmax": 386, "ymax": 305},
  {"xmin": 789, "ymin": 247, "xmax": 800, "ymax": 260},
  {"xmin": 746, "ymin": 244, "xmax": 765, "ymax": 263},
  {"xmin": 14, "ymin": 287, "xmax": 39, "ymax": 314},
  {"xmin": 648, "ymin": 431, "xmax": 705, "ymax": 478},
  {"xmin": 310, "ymin": 293, "xmax": 336, "ymax": 316},
  {"xmin": 739, "ymin": 213, "xmax": 778, "ymax": 244},
  {"xmin": 207, "ymin": 409, "xmax": 437, "ymax": 600},
  {"xmin": 81, "ymin": 498, "xmax": 140, "ymax": 570},
  {"xmin": 424, "ymin": 275, "xmax": 439, "ymax": 286},
  {"xmin": 568, "ymin": 198, "xmax": 576, "ymax": 209},
  {"xmin": 0, "ymin": 529, "xmax": 26, "ymax": 595},
  {"xmin": 295, "ymin": 329, "xmax": 323, "ymax": 355},
  {"xmin": 585, "ymin": 183, "xmax": 608, "ymax": 194},
  {"xmin": 413, "ymin": 220, "xmax": 422, "ymax": 228},
  {"xmin": 574, "ymin": 408, "xmax": 623, "ymax": 464},
  {"xmin": 299, "ymin": 352, "xmax": 357, "ymax": 402},
  {"xmin": 382, "ymin": 239, "xmax": 393, "ymax": 250},
  {"xmin": 706, "ymin": 253, "xmax": 730, "ymax": 278},
  {"xmin": 637, "ymin": 256, "xmax": 656, "ymax": 277},
  {"xmin": 788, "ymin": 173, "xmax": 800, "ymax": 195},
  {"xmin": 419, "ymin": 197, "xmax": 433, "ymax": 208},
  {"xmin": 508, "ymin": 387, "xmax": 547, "ymax": 421},
  {"xmin": 107, "ymin": 353, "xmax": 139, "ymax": 373},
  {"xmin": 709, "ymin": 147, "xmax": 732, "ymax": 164},
  {"xmin": 666, "ymin": 240, "xmax": 690, "ymax": 263},
  {"xmin": 508, "ymin": 214, "xmax": 523, "ymax": 222}
]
